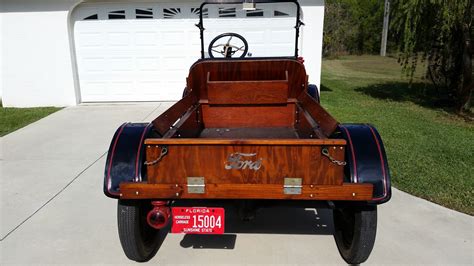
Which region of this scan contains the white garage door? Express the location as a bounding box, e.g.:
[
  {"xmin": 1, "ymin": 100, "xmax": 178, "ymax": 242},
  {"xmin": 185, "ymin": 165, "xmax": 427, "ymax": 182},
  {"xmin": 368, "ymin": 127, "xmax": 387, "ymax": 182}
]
[{"xmin": 72, "ymin": 2, "xmax": 300, "ymax": 102}]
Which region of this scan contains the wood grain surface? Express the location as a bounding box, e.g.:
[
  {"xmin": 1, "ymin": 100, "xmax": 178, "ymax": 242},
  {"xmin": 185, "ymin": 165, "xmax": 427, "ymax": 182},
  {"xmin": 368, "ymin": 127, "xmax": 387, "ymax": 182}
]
[
  {"xmin": 297, "ymin": 91, "xmax": 339, "ymax": 137},
  {"xmin": 152, "ymin": 93, "xmax": 198, "ymax": 135},
  {"xmin": 119, "ymin": 183, "xmax": 373, "ymax": 200},
  {"xmin": 207, "ymin": 71, "xmax": 289, "ymax": 104},
  {"xmin": 187, "ymin": 59, "xmax": 307, "ymax": 100},
  {"xmin": 201, "ymin": 104, "xmax": 296, "ymax": 128},
  {"xmin": 146, "ymin": 144, "xmax": 345, "ymax": 185}
]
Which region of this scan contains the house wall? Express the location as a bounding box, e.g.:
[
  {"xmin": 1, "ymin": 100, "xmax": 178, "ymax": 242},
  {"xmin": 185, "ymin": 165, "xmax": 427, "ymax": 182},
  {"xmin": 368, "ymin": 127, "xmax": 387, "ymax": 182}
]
[
  {"xmin": 0, "ymin": 8, "xmax": 4, "ymax": 100},
  {"xmin": 1, "ymin": 0, "xmax": 324, "ymax": 107},
  {"xmin": 299, "ymin": 0, "xmax": 325, "ymax": 90},
  {"xmin": 2, "ymin": 0, "xmax": 79, "ymax": 107}
]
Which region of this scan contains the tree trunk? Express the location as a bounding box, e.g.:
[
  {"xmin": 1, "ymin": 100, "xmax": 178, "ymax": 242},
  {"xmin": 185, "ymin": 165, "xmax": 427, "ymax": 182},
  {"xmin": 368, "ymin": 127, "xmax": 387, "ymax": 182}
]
[{"xmin": 457, "ymin": 5, "xmax": 472, "ymax": 113}]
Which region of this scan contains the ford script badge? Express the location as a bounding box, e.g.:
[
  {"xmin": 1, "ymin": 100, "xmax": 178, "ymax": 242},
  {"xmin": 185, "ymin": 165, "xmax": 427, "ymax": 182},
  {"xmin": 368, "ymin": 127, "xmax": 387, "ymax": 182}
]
[{"xmin": 225, "ymin": 152, "xmax": 263, "ymax": 171}]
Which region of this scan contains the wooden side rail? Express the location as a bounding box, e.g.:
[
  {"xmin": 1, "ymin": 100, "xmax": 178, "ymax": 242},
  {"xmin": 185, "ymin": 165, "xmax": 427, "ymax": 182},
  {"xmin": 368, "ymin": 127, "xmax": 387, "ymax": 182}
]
[
  {"xmin": 119, "ymin": 183, "xmax": 373, "ymax": 200},
  {"xmin": 152, "ymin": 93, "xmax": 198, "ymax": 135},
  {"xmin": 298, "ymin": 91, "xmax": 339, "ymax": 137},
  {"xmin": 162, "ymin": 104, "xmax": 201, "ymax": 138},
  {"xmin": 207, "ymin": 71, "xmax": 289, "ymax": 105},
  {"xmin": 295, "ymin": 103, "xmax": 326, "ymax": 139}
]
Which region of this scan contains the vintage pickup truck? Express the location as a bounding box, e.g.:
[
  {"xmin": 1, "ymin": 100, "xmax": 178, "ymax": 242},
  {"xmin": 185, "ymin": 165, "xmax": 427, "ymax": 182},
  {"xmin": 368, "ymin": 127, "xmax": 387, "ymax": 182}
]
[{"xmin": 103, "ymin": 0, "xmax": 391, "ymax": 264}]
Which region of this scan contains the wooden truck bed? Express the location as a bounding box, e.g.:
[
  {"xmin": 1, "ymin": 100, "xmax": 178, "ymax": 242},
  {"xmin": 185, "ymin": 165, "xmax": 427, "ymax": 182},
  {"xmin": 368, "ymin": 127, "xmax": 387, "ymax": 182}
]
[{"xmin": 117, "ymin": 59, "xmax": 374, "ymax": 201}]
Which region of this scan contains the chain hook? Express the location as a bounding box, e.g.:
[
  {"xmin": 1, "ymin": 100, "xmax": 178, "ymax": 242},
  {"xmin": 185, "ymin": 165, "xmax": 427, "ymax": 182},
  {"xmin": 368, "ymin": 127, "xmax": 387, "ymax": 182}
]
[
  {"xmin": 321, "ymin": 147, "xmax": 347, "ymax": 166},
  {"xmin": 144, "ymin": 146, "xmax": 168, "ymax": 166}
]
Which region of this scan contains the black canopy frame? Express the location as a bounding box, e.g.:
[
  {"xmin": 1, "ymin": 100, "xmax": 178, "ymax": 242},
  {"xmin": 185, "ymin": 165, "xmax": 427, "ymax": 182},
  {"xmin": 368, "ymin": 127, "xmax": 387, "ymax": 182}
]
[{"xmin": 196, "ymin": 0, "xmax": 303, "ymax": 59}]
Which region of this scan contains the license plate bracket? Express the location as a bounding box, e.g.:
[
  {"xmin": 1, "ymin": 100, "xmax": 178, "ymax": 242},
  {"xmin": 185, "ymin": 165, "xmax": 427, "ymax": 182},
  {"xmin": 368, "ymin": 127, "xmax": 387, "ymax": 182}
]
[{"xmin": 171, "ymin": 207, "xmax": 225, "ymax": 234}]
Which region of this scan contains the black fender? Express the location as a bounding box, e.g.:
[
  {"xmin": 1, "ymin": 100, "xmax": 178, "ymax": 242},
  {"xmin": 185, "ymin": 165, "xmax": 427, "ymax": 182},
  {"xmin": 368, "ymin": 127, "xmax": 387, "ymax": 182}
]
[
  {"xmin": 337, "ymin": 124, "xmax": 392, "ymax": 204},
  {"xmin": 103, "ymin": 123, "xmax": 154, "ymax": 198},
  {"xmin": 307, "ymin": 84, "xmax": 320, "ymax": 103}
]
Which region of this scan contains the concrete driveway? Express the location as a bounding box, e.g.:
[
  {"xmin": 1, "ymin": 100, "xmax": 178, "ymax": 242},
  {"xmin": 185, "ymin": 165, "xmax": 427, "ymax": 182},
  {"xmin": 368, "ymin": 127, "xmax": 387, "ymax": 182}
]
[{"xmin": 1, "ymin": 104, "xmax": 472, "ymax": 265}]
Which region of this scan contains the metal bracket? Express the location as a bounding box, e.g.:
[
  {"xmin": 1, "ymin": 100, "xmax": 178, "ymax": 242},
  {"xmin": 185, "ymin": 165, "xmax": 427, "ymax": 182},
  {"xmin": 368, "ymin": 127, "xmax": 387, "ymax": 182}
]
[
  {"xmin": 187, "ymin": 177, "xmax": 205, "ymax": 194},
  {"xmin": 284, "ymin": 178, "xmax": 302, "ymax": 195}
]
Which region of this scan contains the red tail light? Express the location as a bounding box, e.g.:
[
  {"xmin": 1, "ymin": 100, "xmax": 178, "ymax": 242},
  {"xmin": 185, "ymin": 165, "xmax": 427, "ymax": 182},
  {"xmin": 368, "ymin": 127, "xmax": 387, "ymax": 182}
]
[{"xmin": 146, "ymin": 201, "xmax": 170, "ymax": 230}]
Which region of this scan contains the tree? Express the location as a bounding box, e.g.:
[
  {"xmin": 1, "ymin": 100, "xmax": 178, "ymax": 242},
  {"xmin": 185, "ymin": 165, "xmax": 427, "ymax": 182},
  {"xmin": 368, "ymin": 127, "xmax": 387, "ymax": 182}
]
[
  {"xmin": 323, "ymin": 0, "xmax": 355, "ymax": 57},
  {"xmin": 323, "ymin": 0, "xmax": 385, "ymax": 57},
  {"xmin": 391, "ymin": 0, "xmax": 473, "ymax": 113},
  {"xmin": 344, "ymin": 0, "xmax": 385, "ymax": 54}
]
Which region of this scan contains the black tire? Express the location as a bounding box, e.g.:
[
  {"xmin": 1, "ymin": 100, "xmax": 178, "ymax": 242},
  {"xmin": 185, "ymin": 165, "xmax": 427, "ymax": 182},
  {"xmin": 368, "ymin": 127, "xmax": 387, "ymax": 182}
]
[
  {"xmin": 333, "ymin": 205, "xmax": 377, "ymax": 264},
  {"xmin": 117, "ymin": 200, "xmax": 160, "ymax": 262}
]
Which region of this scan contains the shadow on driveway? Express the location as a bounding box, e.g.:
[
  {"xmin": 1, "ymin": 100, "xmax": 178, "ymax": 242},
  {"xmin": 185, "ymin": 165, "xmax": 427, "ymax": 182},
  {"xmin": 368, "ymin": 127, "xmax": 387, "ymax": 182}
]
[{"xmin": 178, "ymin": 205, "xmax": 333, "ymax": 250}]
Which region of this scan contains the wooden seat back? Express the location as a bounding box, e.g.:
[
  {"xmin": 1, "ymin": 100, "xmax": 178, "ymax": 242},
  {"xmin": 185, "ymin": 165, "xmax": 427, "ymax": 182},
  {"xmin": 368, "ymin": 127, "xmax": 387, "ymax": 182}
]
[{"xmin": 187, "ymin": 59, "xmax": 308, "ymax": 104}]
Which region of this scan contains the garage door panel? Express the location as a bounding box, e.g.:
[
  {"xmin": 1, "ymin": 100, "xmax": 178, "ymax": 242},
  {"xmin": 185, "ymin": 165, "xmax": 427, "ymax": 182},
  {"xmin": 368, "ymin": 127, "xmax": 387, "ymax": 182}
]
[
  {"xmin": 110, "ymin": 82, "xmax": 134, "ymax": 95},
  {"xmin": 271, "ymin": 30, "xmax": 296, "ymax": 43},
  {"xmin": 81, "ymin": 82, "xmax": 107, "ymax": 98},
  {"xmin": 136, "ymin": 57, "xmax": 160, "ymax": 71},
  {"xmin": 82, "ymin": 58, "xmax": 107, "ymax": 73},
  {"xmin": 139, "ymin": 81, "xmax": 161, "ymax": 94},
  {"xmin": 109, "ymin": 57, "xmax": 134, "ymax": 72},
  {"xmin": 161, "ymin": 31, "xmax": 187, "ymax": 45},
  {"xmin": 245, "ymin": 31, "xmax": 266, "ymax": 44},
  {"xmin": 135, "ymin": 32, "xmax": 159, "ymax": 46},
  {"xmin": 77, "ymin": 33, "xmax": 104, "ymax": 47},
  {"xmin": 107, "ymin": 32, "xmax": 131, "ymax": 46},
  {"xmin": 73, "ymin": 2, "xmax": 299, "ymax": 102}
]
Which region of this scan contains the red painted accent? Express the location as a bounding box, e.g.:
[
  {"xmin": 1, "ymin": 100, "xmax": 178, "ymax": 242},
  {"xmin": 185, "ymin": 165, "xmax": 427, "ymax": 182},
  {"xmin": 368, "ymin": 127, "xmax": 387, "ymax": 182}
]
[
  {"xmin": 147, "ymin": 201, "xmax": 171, "ymax": 230},
  {"xmin": 106, "ymin": 123, "xmax": 127, "ymax": 196},
  {"xmin": 151, "ymin": 201, "xmax": 168, "ymax": 206},
  {"xmin": 341, "ymin": 126, "xmax": 358, "ymax": 183},
  {"xmin": 368, "ymin": 125, "xmax": 388, "ymax": 201},
  {"xmin": 171, "ymin": 207, "xmax": 225, "ymax": 235},
  {"xmin": 135, "ymin": 123, "xmax": 151, "ymax": 182}
]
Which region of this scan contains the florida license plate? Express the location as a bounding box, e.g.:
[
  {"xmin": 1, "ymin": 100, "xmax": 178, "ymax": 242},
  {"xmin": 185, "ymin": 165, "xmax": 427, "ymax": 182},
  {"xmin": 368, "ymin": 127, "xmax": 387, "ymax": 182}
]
[{"xmin": 171, "ymin": 207, "xmax": 225, "ymax": 234}]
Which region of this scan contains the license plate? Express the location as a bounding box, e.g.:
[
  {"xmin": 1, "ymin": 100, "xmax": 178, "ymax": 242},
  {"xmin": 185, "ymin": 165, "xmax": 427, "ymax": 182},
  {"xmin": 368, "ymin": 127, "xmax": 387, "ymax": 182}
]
[{"xmin": 171, "ymin": 207, "xmax": 225, "ymax": 234}]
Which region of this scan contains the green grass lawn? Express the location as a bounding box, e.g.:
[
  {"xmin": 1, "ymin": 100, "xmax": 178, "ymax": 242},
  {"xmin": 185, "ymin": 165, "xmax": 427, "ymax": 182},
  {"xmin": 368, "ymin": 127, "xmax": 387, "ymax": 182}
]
[
  {"xmin": 321, "ymin": 55, "xmax": 473, "ymax": 215},
  {"xmin": 0, "ymin": 103, "xmax": 61, "ymax": 137}
]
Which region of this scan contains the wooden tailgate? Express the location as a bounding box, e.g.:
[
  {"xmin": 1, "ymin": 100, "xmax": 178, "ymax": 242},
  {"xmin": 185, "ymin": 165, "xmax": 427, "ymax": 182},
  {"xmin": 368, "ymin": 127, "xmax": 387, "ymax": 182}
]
[{"xmin": 144, "ymin": 138, "xmax": 346, "ymax": 186}]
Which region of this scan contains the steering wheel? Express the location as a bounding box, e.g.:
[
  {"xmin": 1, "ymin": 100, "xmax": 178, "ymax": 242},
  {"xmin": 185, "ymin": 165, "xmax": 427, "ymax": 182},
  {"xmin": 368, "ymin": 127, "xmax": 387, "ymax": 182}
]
[{"xmin": 208, "ymin": 33, "xmax": 249, "ymax": 58}]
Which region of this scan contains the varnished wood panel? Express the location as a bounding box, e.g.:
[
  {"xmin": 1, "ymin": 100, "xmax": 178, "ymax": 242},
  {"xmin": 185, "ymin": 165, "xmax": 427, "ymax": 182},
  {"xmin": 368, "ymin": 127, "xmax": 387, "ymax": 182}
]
[
  {"xmin": 145, "ymin": 138, "xmax": 346, "ymax": 146},
  {"xmin": 201, "ymin": 104, "xmax": 295, "ymax": 128},
  {"xmin": 199, "ymin": 127, "xmax": 298, "ymax": 139},
  {"xmin": 152, "ymin": 93, "xmax": 198, "ymax": 135},
  {"xmin": 165, "ymin": 105, "xmax": 203, "ymax": 138},
  {"xmin": 207, "ymin": 71, "xmax": 289, "ymax": 104},
  {"xmin": 295, "ymin": 109, "xmax": 314, "ymax": 139},
  {"xmin": 187, "ymin": 59, "xmax": 307, "ymax": 100},
  {"xmin": 297, "ymin": 92, "xmax": 339, "ymax": 137},
  {"xmin": 207, "ymin": 80, "xmax": 288, "ymax": 104},
  {"xmin": 295, "ymin": 104, "xmax": 326, "ymax": 139},
  {"xmin": 119, "ymin": 183, "xmax": 373, "ymax": 201},
  {"xmin": 146, "ymin": 144, "xmax": 345, "ymax": 185}
]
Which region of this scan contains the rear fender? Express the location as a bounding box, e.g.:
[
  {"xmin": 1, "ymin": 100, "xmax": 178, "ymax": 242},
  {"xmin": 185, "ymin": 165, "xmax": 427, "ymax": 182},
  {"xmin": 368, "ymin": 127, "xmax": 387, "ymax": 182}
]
[
  {"xmin": 338, "ymin": 124, "xmax": 392, "ymax": 204},
  {"xmin": 103, "ymin": 123, "xmax": 154, "ymax": 198}
]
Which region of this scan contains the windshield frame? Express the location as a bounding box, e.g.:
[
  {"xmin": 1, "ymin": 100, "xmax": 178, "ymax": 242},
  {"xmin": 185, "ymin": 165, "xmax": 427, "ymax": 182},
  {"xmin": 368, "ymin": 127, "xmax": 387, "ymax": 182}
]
[{"xmin": 196, "ymin": 0, "xmax": 303, "ymax": 59}]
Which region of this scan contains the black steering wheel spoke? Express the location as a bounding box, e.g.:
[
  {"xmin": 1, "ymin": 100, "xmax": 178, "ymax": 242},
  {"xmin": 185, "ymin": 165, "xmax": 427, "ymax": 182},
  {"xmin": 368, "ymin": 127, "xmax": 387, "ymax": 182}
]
[{"xmin": 208, "ymin": 33, "xmax": 249, "ymax": 59}]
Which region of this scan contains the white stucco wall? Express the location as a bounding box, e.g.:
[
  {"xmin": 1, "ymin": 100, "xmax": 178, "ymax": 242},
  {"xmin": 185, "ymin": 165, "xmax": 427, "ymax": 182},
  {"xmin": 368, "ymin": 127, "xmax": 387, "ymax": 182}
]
[
  {"xmin": 2, "ymin": 0, "xmax": 79, "ymax": 107},
  {"xmin": 0, "ymin": 9, "xmax": 4, "ymax": 100},
  {"xmin": 0, "ymin": 0, "xmax": 324, "ymax": 107},
  {"xmin": 300, "ymin": 0, "xmax": 325, "ymax": 89}
]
